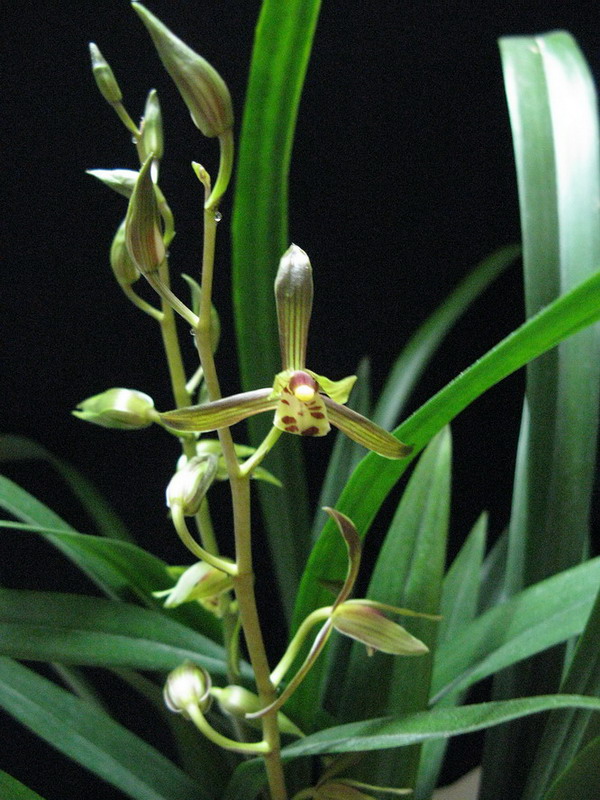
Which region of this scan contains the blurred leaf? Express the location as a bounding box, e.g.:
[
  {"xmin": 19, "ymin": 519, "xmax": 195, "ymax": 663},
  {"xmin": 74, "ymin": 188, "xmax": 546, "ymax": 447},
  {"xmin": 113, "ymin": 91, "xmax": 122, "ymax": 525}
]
[
  {"xmin": 231, "ymin": 0, "xmax": 322, "ymax": 621},
  {"xmin": 431, "ymin": 557, "xmax": 600, "ymax": 703},
  {"xmin": 542, "ymin": 736, "xmax": 600, "ymax": 800},
  {"xmin": 0, "ymin": 435, "xmax": 133, "ymax": 541},
  {"xmin": 0, "ymin": 657, "xmax": 210, "ymax": 800},
  {"xmin": 0, "ymin": 771, "xmax": 46, "ymax": 800},
  {"xmin": 0, "ymin": 588, "xmax": 241, "ymax": 678},
  {"xmin": 373, "ymin": 245, "xmax": 520, "ymax": 430},
  {"xmin": 482, "ymin": 31, "xmax": 600, "ymax": 798},
  {"xmin": 222, "ymin": 696, "xmax": 600, "ymax": 800},
  {"xmin": 415, "ymin": 513, "xmax": 487, "ymax": 799}
]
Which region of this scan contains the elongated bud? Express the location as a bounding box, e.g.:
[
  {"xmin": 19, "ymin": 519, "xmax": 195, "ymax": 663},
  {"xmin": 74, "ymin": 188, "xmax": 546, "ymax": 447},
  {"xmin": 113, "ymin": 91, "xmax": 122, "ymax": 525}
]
[
  {"xmin": 332, "ymin": 602, "xmax": 429, "ymax": 656},
  {"xmin": 140, "ymin": 89, "xmax": 164, "ymax": 162},
  {"xmin": 275, "ymin": 244, "xmax": 313, "ymax": 371},
  {"xmin": 87, "ymin": 168, "xmax": 139, "ymax": 199},
  {"xmin": 153, "ymin": 561, "xmax": 233, "ymax": 608},
  {"xmin": 166, "ymin": 454, "xmax": 219, "ymax": 516},
  {"xmin": 73, "ymin": 388, "xmax": 155, "ymax": 429},
  {"xmin": 110, "ymin": 220, "xmax": 140, "ymax": 286},
  {"xmin": 132, "ymin": 3, "xmax": 233, "ymax": 138},
  {"xmin": 89, "ymin": 43, "xmax": 122, "ymax": 104},
  {"xmin": 125, "ymin": 155, "xmax": 165, "ymax": 275},
  {"xmin": 164, "ymin": 661, "xmax": 212, "ymax": 717},
  {"xmin": 211, "ymin": 685, "xmax": 303, "ymax": 737}
]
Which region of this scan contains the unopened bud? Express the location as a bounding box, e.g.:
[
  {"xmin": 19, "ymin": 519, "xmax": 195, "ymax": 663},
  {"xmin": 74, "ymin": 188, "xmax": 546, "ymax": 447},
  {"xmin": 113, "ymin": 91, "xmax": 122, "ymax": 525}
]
[
  {"xmin": 332, "ymin": 601, "xmax": 429, "ymax": 657},
  {"xmin": 87, "ymin": 168, "xmax": 139, "ymax": 199},
  {"xmin": 166, "ymin": 454, "xmax": 219, "ymax": 515},
  {"xmin": 153, "ymin": 561, "xmax": 233, "ymax": 609},
  {"xmin": 164, "ymin": 661, "xmax": 212, "ymax": 717},
  {"xmin": 125, "ymin": 155, "xmax": 165, "ymax": 275},
  {"xmin": 132, "ymin": 3, "xmax": 233, "ymax": 138},
  {"xmin": 211, "ymin": 685, "xmax": 303, "ymax": 738},
  {"xmin": 140, "ymin": 89, "xmax": 164, "ymax": 162},
  {"xmin": 110, "ymin": 220, "xmax": 140, "ymax": 286},
  {"xmin": 89, "ymin": 43, "xmax": 122, "ymax": 104},
  {"xmin": 73, "ymin": 388, "xmax": 155, "ymax": 429}
]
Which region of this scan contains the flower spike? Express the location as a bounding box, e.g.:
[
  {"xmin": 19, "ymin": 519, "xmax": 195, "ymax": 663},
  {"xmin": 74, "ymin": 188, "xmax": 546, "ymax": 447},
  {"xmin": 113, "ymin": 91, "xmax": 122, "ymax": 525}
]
[{"xmin": 160, "ymin": 245, "xmax": 413, "ymax": 459}]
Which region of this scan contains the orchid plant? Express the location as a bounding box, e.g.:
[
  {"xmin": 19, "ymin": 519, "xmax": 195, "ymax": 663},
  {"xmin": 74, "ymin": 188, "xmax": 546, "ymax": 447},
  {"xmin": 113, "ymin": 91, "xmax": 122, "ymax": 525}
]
[{"xmin": 2, "ymin": 4, "xmax": 600, "ymax": 800}]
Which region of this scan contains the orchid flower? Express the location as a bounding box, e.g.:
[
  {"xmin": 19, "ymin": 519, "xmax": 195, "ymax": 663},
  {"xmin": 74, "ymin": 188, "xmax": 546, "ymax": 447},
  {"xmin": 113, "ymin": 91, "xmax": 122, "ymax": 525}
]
[{"xmin": 160, "ymin": 245, "xmax": 412, "ymax": 459}]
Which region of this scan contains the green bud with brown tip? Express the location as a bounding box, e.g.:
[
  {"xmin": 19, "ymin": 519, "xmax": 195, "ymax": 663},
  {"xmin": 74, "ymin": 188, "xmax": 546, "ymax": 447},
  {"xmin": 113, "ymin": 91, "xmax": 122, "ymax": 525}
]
[
  {"xmin": 132, "ymin": 2, "xmax": 233, "ymax": 138},
  {"xmin": 125, "ymin": 155, "xmax": 165, "ymax": 275},
  {"xmin": 89, "ymin": 43, "xmax": 122, "ymax": 104}
]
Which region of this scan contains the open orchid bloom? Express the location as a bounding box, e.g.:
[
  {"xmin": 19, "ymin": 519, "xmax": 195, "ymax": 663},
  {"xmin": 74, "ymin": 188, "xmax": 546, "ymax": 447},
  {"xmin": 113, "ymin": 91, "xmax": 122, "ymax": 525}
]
[{"xmin": 160, "ymin": 245, "xmax": 412, "ymax": 459}]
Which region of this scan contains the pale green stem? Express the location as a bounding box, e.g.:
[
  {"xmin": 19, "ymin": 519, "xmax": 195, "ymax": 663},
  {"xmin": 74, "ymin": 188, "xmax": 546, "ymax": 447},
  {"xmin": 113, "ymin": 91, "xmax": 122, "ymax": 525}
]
[
  {"xmin": 120, "ymin": 284, "xmax": 164, "ymax": 321},
  {"xmin": 270, "ymin": 607, "xmax": 331, "ymax": 687},
  {"xmin": 206, "ymin": 128, "xmax": 234, "ymax": 211},
  {"xmin": 171, "ymin": 505, "xmax": 237, "ymax": 576},
  {"xmin": 185, "ymin": 703, "xmax": 269, "ymax": 755},
  {"xmin": 239, "ymin": 426, "xmax": 283, "ymax": 478},
  {"xmin": 195, "ymin": 496, "xmax": 219, "ymax": 555},
  {"xmin": 112, "ymin": 101, "xmax": 140, "ymax": 136},
  {"xmin": 195, "ymin": 183, "xmax": 287, "ymax": 799},
  {"xmin": 146, "ymin": 268, "xmax": 199, "ymax": 328}
]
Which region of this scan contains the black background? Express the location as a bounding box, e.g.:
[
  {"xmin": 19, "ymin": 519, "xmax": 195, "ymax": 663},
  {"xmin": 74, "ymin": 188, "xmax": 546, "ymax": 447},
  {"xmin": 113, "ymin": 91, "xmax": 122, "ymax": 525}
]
[{"xmin": 2, "ymin": 2, "xmax": 600, "ymax": 798}]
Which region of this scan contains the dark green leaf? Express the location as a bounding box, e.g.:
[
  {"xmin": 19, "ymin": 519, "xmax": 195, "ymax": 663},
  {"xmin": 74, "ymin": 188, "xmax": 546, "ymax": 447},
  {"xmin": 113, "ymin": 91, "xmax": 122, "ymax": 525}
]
[
  {"xmin": 0, "ymin": 771, "xmax": 46, "ymax": 800},
  {"xmin": 542, "ymin": 736, "xmax": 600, "ymax": 800}
]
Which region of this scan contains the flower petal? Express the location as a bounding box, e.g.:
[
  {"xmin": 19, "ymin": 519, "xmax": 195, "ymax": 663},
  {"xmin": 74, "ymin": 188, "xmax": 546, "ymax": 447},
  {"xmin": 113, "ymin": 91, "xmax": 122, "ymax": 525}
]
[
  {"xmin": 160, "ymin": 388, "xmax": 276, "ymax": 432},
  {"xmin": 322, "ymin": 397, "xmax": 413, "ymax": 459},
  {"xmin": 323, "ymin": 508, "xmax": 362, "ymax": 610},
  {"xmin": 308, "ymin": 371, "xmax": 357, "ymax": 404},
  {"xmin": 275, "ymin": 245, "xmax": 313, "ymax": 371},
  {"xmin": 274, "ymin": 385, "xmax": 330, "ymax": 437}
]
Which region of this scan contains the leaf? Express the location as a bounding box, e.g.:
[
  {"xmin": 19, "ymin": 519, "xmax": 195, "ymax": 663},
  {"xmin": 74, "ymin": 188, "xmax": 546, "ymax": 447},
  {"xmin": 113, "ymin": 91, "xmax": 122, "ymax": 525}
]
[
  {"xmin": 222, "ymin": 696, "xmax": 600, "ymax": 800},
  {"xmin": 0, "ymin": 771, "xmax": 47, "ymax": 800},
  {"xmin": 291, "ymin": 266, "xmax": 600, "ymax": 683},
  {"xmin": 542, "ymin": 736, "xmax": 600, "ymax": 800},
  {"xmin": 415, "ymin": 514, "xmax": 488, "ymax": 799},
  {"xmin": 0, "ymin": 657, "xmax": 210, "ymax": 800},
  {"xmin": 0, "ymin": 435, "xmax": 133, "ymax": 541},
  {"xmin": 522, "ymin": 583, "xmax": 600, "ymax": 800},
  {"xmin": 431, "ymin": 557, "xmax": 600, "ymax": 703},
  {"xmin": 481, "ymin": 31, "xmax": 600, "ymax": 798},
  {"xmin": 373, "ymin": 245, "xmax": 520, "ymax": 430},
  {"xmin": 231, "ymin": 0, "xmax": 322, "ymax": 620},
  {"xmin": 0, "ymin": 588, "xmax": 241, "ymax": 678}
]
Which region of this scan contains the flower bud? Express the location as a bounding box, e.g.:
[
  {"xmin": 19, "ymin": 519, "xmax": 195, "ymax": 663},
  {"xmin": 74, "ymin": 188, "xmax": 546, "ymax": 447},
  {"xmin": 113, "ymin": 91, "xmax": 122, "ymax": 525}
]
[
  {"xmin": 332, "ymin": 601, "xmax": 429, "ymax": 657},
  {"xmin": 166, "ymin": 454, "xmax": 219, "ymax": 516},
  {"xmin": 87, "ymin": 168, "xmax": 139, "ymax": 199},
  {"xmin": 153, "ymin": 561, "xmax": 233, "ymax": 608},
  {"xmin": 89, "ymin": 43, "xmax": 122, "ymax": 104},
  {"xmin": 125, "ymin": 155, "xmax": 165, "ymax": 275},
  {"xmin": 132, "ymin": 3, "xmax": 233, "ymax": 137},
  {"xmin": 110, "ymin": 220, "xmax": 141, "ymax": 286},
  {"xmin": 73, "ymin": 388, "xmax": 155, "ymax": 429},
  {"xmin": 164, "ymin": 661, "xmax": 212, "ymax": 717},
  {"xmin": 275, "ymin": 244, "xmax": 313, "ymax": 371},
  {"xmin": 211, "ymin": 685, "xmax": 303, "ymax": 738},
  {"xmin": 140, "ymin": 89, "xmax": 164, "ymax": 162}
]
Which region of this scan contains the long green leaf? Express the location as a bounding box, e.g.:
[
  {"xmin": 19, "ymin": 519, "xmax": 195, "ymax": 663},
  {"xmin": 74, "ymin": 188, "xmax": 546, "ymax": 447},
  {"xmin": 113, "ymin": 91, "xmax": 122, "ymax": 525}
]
[
  {"xmin": 223, "ymin": 696, "xmax": 600, "ymax": 800},
  {"xmin": 482, "ymin": 31, "xmax": 600, "ymax": 798},
  {"xmin": 0, "ymin": 475, "xmax": 220, "ymax": 639},
  {"xmin": 0, "ymin": 589, "xmax": 239, "ymax": 677},
  {"xmin": 431, "ymin": 557, "xmax": 600, "ymax": 703},
  {"xmin": 373, "ymin": 245, "xmax": 520, "ymax": 430},
  {"xmin": 338, "ymin": 429, "xmax": 451, "ymax": 788},
  {"xmin": 523, "ymin": 583, "xmax": 600, "ymax": 800},
  {"xmin": 0, "ymin": 771, "xmax": 46, "ymax": 800},
  {"xmin": 231, "ymin": 0, "xmax": 322, "ymax": 620},
  {"xmin": 0, "ymin": 658, "xmax": 208, "ymax": 800},
  {"xmin": 291, "ymin": 266, "xmax": 600, "ymax": 662},
  {"xmin": 415, "ymin": 514, "xmax": 487, "ymax": 799},
  {"xmin": 0, "ymin": 435, "xmax": 133, "ymax": 542}
]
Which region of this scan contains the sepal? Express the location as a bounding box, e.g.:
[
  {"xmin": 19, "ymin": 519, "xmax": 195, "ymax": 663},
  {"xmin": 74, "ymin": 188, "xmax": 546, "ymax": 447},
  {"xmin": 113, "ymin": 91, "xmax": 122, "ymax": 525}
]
[
  {"xmin": 323, "ymin": 397, "xmax": 412, "ymax": 459},
  {"xmin": 160, "ymin": 388, "xmax": 276, "ymax": 432},
  {"xmin": 125, "ymin": 155, "xmax": 165, "ymax": 275},
  {"xmin": 275, "ymin": 244, "xmax": 313, "ymax": 371}
]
